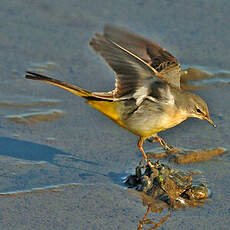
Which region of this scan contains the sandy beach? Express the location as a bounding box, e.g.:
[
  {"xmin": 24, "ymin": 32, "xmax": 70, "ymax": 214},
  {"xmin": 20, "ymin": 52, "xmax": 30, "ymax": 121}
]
[{"xmin": 0, "ymin": 0, "xmax": 230, "ymax": 229}]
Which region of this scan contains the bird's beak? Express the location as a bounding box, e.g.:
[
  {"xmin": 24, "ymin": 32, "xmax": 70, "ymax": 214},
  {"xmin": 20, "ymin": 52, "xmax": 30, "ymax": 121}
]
[{"xmin": 204, "ymin": 116, "xmax": 216, "ymax": 127}]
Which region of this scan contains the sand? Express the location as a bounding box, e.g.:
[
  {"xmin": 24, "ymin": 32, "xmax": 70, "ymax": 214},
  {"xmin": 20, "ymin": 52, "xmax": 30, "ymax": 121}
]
[{"xmin": 0, "ymin": 0, "xmax": 230, "ymax": 229}]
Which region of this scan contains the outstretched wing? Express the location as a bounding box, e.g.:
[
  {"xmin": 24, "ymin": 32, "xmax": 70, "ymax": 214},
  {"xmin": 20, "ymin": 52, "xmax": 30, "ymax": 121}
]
[
  {"xmin": 103, "ymin": 24, "xmax": 181, "ymax": 88},
  {"xmin": 90, "ymin": 33, "xmax": 164, "ymax": 103}
]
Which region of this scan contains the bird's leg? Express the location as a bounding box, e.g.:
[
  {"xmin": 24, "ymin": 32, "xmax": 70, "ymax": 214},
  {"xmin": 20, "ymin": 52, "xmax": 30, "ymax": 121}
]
[
  {"xmin": 138, "ymin": 205, "xmax": 151, "ymax": 230},
  {"xmin": 154, "ymin": 136, "xmax": 173, "ymax": 151},
  {"xmin": 137, "ymin": 137, "xmax": 154, "ymax": 169}
]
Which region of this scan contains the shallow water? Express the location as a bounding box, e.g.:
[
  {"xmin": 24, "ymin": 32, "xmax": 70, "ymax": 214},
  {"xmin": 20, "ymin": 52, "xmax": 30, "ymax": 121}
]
[{"xmin": 0, "ymin": 0, "xmax": 230, "ymax": 229}]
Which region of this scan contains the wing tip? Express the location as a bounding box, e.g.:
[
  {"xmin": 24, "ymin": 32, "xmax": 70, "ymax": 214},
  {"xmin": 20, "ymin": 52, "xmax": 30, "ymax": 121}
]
[{"xmin": 89, "ymin": 33, "xmax": 110, "ymax": 52}]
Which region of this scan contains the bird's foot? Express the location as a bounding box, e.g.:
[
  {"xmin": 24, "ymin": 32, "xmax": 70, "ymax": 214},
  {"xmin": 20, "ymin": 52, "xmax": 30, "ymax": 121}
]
[
  {"xmin": 138, "ymin": 157, "xmax": 155, "ymax": 170},
  {"xmin": 154, "ymin": 136, "xmax": 174, "ymax": 152},
  {"xmin": 139, "ymin": 158, "xmax": 154, "ymax": 169},
  {"xmin": 147, "ymin": 159, "xmax": 155, "ymax": 170}
]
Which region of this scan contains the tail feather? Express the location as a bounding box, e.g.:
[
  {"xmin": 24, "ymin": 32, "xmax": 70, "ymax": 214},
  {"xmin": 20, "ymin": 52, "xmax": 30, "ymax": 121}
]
[
  {"xmin": 25, "ymin": 71, "xmax": 126, "ymax": 128},
  {"xmin": 25, "ymin": 71, "xmax": 92, "ymax": 98}
]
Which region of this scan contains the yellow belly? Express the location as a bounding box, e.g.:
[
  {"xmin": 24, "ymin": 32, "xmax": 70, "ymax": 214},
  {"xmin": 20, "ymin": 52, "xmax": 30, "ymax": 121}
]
[
  {"xmin": 87, "ymin": 99, "xmax": 187, "ymax": 138},
  {"xmin": 87, "ymin": 100, "xmax": 127, "ymax": 128}
]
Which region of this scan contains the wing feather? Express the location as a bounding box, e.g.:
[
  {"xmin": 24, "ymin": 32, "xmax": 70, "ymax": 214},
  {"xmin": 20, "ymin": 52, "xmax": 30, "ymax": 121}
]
[{"xmin": 104, "ymin": 24, "xmax": 181, "ymax": 88}]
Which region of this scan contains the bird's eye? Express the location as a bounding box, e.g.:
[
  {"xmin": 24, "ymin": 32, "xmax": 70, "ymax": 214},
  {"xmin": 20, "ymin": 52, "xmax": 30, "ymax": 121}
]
[{"xmin": 196, "ymin": 108, "xmax": 202, "ymax": 113}]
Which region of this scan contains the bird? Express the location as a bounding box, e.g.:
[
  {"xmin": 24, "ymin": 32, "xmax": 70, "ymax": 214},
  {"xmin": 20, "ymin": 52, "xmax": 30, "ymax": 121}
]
[{"xmin": 25, "ymin": 24, "xmax": 215, "ymax": 168}]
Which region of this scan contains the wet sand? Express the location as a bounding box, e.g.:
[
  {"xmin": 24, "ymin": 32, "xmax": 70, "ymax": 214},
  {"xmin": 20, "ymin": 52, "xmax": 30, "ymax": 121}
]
[{"xmin": 0, "ymin": 0, "xmax": 230, "ymax": 229}]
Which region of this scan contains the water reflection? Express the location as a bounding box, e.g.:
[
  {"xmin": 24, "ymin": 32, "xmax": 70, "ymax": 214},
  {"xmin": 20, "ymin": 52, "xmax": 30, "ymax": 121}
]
[
  {"xmin": 126, "ymin": 161, "xmax": 210, "ymax": 229},
  {"xmin": 5, "ymin": 109, "xmax": 64, "ymax": 125},
  {"xmin": 147, "ymin": 147, "xmax": 226, "ymax": 164},
  {"xmin": 181, "ymin": 67, "xmax": 230, "ymax": 91},
  {"xmin": 0, "ymin": 183, "xmax": 79, "ymax": 197}
]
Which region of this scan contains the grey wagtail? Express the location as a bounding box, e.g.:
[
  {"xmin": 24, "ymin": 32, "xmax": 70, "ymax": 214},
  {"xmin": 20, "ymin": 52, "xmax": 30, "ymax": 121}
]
[{"xmin": 25, "ymin": 24, "xmax": 215, "ymax": 168}]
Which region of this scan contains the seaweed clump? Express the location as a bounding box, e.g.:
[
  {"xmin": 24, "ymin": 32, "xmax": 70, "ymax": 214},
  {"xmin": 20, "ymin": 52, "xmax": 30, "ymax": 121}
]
[{"xmin": 125, "ymin": 161, "xmax": 210, "ymax": 229}]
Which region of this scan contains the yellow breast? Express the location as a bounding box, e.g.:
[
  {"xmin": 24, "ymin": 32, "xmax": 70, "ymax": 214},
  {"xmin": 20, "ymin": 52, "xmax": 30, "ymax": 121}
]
[
  {"xmin": 87, "ymin": 99, "xmax": 188, "ymax": 138},
  {"xmin": 87, "ymin": 100, "xmax": 127, "ymax": 128}
]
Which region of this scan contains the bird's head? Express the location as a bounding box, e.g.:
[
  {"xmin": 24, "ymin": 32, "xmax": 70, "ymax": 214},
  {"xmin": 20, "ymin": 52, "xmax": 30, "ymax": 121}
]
[{"xmin": 186, "ymin": 94, "xmax": 216, "ymax": 127}]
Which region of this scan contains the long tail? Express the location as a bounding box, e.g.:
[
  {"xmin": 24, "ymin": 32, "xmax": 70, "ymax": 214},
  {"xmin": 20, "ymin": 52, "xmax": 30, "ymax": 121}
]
[
  {"xmin": 25, "ymin": 71, "xmax": 92, "ymax": 98},
  {"xmin": 25, "ymin": 71, "xmax": 126, "ymax": 129}
]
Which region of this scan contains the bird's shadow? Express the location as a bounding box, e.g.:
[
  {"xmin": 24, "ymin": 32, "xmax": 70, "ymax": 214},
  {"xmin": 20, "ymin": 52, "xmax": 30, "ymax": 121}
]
[
  {"xmin": 0, "ymin": 136, "xmax": 98, "ymax": 166},
  {"xmin": 0, "ymin": 137, "xmax": 130, "ymax": 190}
]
